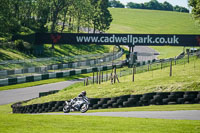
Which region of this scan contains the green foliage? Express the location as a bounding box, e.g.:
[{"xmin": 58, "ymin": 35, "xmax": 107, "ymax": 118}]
[
  {"xmin": 14, "ymin": 40, "xmax": 24, "ymax": 50},
  {"xmin": 0, "ymin": 0, "xmax": 21, "ymax": 35},
  {"xmin": 126, "ymin": 0, "xmax": 189, "ymax": 13},
  {"xmin": 0, "ymin": 0, "xmax": 113, "ymax": 36},
  {"xmin": 14, "ymin": 40, "xmax": 33, "ymax": 53},
  {"xmin": 109, "ymin": 0, "xmax": 125, "ymax": 8},
  {"xmin": 90, "ymin": 0, "xmax": 113, "ymax": 33},
  {"xmin": 189, "ymin": 0, "xmax": 200, "ymax": 24}
]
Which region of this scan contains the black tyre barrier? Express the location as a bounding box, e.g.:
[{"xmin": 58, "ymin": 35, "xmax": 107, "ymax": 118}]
[
  {"xmin": 12, "ymin": 91, "xmax": 200, "ymax": 114},
  {"xmin": 39, "ymin": 90, "xmax": 59, "ymax": 97}
]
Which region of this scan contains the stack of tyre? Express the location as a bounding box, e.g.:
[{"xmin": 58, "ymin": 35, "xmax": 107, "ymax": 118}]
[
  {"xmin": 89, "ymin": 91, "xmax": 200, "ymax": 110},
  {"xmin": 39, "ymin": 90, "xmax": 59, "ymax": 97},
  {"xmin": 12, "ymin": 91, "xmax": 200, "ymax": 113},
  {"xmin": 12, "ymin": 101, "xmax": 65, "ymax": 113}
]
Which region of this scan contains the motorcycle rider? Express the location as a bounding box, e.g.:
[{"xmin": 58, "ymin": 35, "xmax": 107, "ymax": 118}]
[
  {"xmin": 72, "ymin": 91, "xmax": 88, "ymax": 109},
  {"xmin": 78, "ymin": 91, "xmax": 87, "ymax": 98}
]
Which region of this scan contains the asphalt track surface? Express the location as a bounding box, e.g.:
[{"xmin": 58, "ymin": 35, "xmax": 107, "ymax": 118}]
[
  {"xmin": 41, "ymin": 110, "xmax": 200, "ymax": 120},
  {"xmin": 134, "ymin": 46, "xmax": 159, "ymax": 61},
  {"xmin": 0, "ymin": 79, "xmax": 82, "ymax": 105}
]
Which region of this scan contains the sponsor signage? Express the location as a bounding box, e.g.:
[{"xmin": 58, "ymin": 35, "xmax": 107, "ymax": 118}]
[{"xmin": 13, "ymin": 33, "xmax": 200, "ymax": 46}]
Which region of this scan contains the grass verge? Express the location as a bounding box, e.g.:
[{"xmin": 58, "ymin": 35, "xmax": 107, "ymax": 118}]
[{"xmin": 0, "ymin": 104, "xmax": 200, "ymax": 133}]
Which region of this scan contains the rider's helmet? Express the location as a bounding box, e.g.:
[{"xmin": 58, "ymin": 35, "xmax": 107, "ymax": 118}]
[{"xmin": 81, "ymin": 91, "xmax": 86, "ymax": 96}]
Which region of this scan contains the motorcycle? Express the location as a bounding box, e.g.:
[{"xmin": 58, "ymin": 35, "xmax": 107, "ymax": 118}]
[{"xmin": 63, "ymin": 97, "xmax": 90, "ymax": 113}]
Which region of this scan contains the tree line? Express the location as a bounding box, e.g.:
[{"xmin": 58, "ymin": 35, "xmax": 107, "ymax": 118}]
[
  {"xmin": 109, "ymin": 0, "xmax": 189, "ymax": 13},
  {"xmin": 0, "ymin": 0, "xmax": 112, "ymax": 37}
]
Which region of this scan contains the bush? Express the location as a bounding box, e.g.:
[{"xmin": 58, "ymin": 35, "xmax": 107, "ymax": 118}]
[
  {"xmin": 14, "ymin": 39, "xmax": 33, "ymax": 53},
  {"xmin": 15, "ymin": 40, "xmax": 24, "ymax": 50}
]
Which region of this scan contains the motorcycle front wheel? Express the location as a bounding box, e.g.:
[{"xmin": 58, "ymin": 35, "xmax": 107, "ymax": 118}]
[
  {"xmin": 63, "ymin": 105, "xmax": 70, "ymax": 113},
  {"xmin": 80, "ymin": 104, "xmax": 89, "ymax": 113}
]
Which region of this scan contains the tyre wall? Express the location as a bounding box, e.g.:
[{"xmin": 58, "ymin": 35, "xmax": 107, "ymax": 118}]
[
  {"xmin": 39, "ymin": 90, "xmax": 59, "ymax": 97},
  {"xmin": 12, "ymin": 91, "xmax": 200, "ymax": 113}
]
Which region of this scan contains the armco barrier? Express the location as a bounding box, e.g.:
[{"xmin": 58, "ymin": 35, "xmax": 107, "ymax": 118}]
[
  {"xmin": 0, "ymin": 50, "xmax": 124, "ymax": 77},
  {"xmin": 12, "ymin": 91, "xmax": 200, "ymax": 113},
  {"xmin": 0, "ymin": 63, "xmax": 125, "ymax": 87}
]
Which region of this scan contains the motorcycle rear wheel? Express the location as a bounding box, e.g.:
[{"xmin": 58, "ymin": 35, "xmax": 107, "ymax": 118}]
[{"xmin": 80, "ymin": 104, "xmax": 89, "ymax": 113}]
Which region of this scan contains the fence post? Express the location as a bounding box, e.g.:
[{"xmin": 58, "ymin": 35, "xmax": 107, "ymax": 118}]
[
  {"xmin": 93, "ymin": 71, "xmax": 94, "ymax": 84},
  {"xmin": 170, "ymin": 59, "xmax": 173, "ymax": 77},
  {"xmin": 96, "ymin": 71, "xmax": 98, "ymax": 84},
  {"xmin": 132, "ymin": 66, "xmax": 135, "ymax": 82},
  {"xmin": 86, "ymin": 78, "xmax": 89, "ymax": 86},
  {"xmin": 114, "ymin": 67, "xmax": 116, "ymax": 84},
  {"xmin": 149, "ymin": 63, "xmax": 151, "ymax": 71},
  {"xmin": 99, "ymin": 71, "xmax": 101, "ymax": 84},
  {"xmin": 102, "ymin": 71, "xmax": 104, "ymax": 82},
  {"xmin": 106, "ymin": 72, "xmax": 108, "ymax": 81},
  {"xmin": 175, "ymin": 57, "xmax": 176, "ymax": 65}
]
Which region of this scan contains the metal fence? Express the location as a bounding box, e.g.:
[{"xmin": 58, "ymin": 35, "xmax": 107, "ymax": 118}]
[{"xmin": 83, "ymin": 51, "xmax": 200, "ymax": 86}]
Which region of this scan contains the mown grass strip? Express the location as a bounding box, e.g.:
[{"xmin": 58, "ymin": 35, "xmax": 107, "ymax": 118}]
[{"xmin": 0, "ymin": 104, "xmax": 200, "ymax": 133}]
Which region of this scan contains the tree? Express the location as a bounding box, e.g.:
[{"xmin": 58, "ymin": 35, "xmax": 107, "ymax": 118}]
[
  {"xmin": 34, "ymin": 0, "xmax": 51, "ymax": 32},
  {"xmin": 0, "ymin": 0, "xmax": 20, "ymax": 35},
  {"xmin": 91, "ymin": 0, "xmax": 113, "ymax": 33},
  {"xmin": 109, "ymin": 0, "xmax": 125, "ymax": 8},
  {"xmin": 50, "ymin": 0, "xmax": 73, "ymax": 33},
  {"xmin": 145, "ymin": 0, "xmax": 163, "ymax": 10},
  {"xmin": 0, "ymin": 0, "xmax": 113, "ymax": 37},
  {"xmin": 126, "ymin": 0, "xmax": 189, "ymax": 13},
  {"xmin": 97, "ymin": 0, "xmax": 113, "ymax": 32},
  {"xmin": 72, "ymin": 0, "xmax": 92, "ymax": 33},
  {"xmin": 174, "ymin": 5, "xmax": 189, "ymax": 13},
  {"xmin": 162, "ymin": 1, "xmax": 173, "ymax": 11},
  {"xmin": 126, "ymin": 2, "xmax": 142, "ymax": 9}
]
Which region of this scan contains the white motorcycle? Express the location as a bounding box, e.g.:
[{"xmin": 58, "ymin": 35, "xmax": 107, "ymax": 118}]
[{"xmin": 63, "ymin": 97, "xmax": 90, "ymax": 113}]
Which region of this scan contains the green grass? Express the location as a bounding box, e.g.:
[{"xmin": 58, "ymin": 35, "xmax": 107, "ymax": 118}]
[
  {"xmin": 108, "ymin": 8, "xmax": 200, "ymax": 34},
  {"xmin": 150, "ymin": 46, "xmax": 184, "ymax": 59},
  {"xmin": 0, "ymin": 104, "xmax": 200, "ymax": 133},
  {"xmin": 108, "ymin": 8, "xmax": 200, "ymax": 59},
  {"xmin": 25, "ymin": 56, "xmax": 200, "ymax": 105},
  {"xmin": 150, "ymin": 46, "xmax": 199, "ymax": 59},
  {"xmin": 0, "ymin": 45, "xmax": 111, "ymax": 61}
]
